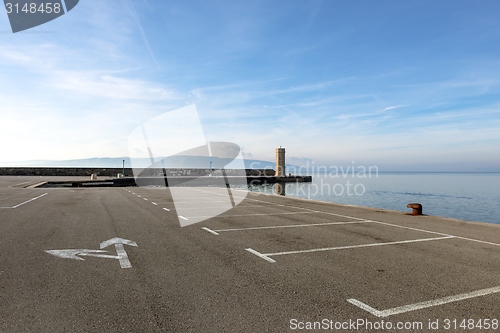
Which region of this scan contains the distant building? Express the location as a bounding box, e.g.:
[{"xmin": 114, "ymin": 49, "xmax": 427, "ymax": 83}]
[{"xmin": 275, "ymin": 147, "xmax": 286, "ymax": 177}]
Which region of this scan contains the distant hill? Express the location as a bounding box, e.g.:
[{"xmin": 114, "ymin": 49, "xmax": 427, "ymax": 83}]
[{"xmin": 0, "ymin": 157, "xmax": 292, "ymax": 170}]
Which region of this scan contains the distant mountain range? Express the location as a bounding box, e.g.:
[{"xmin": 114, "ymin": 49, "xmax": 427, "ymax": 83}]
[
  {"xmin": 1, "ymin": 157, "xmax": 498, "ymax": 173},
  {"xmin": 0, "ymin": 157, "xmax": 283, "ymax": 170}
]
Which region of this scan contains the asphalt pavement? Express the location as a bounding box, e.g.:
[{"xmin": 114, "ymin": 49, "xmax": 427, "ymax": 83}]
[{"xmin": 1, "ymin": 176, "xmax": 499, "ymax": 332}]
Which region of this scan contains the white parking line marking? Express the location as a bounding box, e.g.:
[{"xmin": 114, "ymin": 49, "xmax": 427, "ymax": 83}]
[
  {"xmin": 370, "ymin": 220, "xmax": 454, "ymax": 237},
  {"xmin": 264, "ymin": 236, "xmax": 455, "ymax": 257},
  {"xmin": 161, "ymin": 187, "xmax": 500, "ymax": 249},
  {"xmin": 214, "ymin": 220, "xmax": 371, "ymax": 232},
  {"xmin": 348, "ymin": 286, "xmax": 500, "ymax": 317},
  {"xmin": 163, "ymin": 208, "xmax": 170, "ymax": 212},
  {"xmin": 13, "ymin": 181, "xmax": 30, "ymax": 186},
  {"xmin": 173, "ymin": 200, "xmax": 231, "ymax": 204},
  {"xmin": 202, "ymin": 227, "xmax": 220, "ymax": 235},
  {"xmin": 371, "ymin": 220, "xmax": 500, "ymax": 247},
  {"xmin": 174, "ymin": 203, "xmax": 270, "ymax": 208},
  {"xmin": 454, "ymin": 236, "xmax": 500, "ymax": 247},
  {"xmin": 246, "ymin": 193, "xmax": 500, "ymax": 248},
  {"xmin": 225, "ymin": 195, "xmax": 367, "ymax": 221},
  {"xmin": 11, "ymin": 193, "xmax": 48, "ymax": 208},
  {"xmin": 246, "ymin": 248, "xmax": 276, "ymax": 263},
  {"xmin": 185, "ymin": 211, "xmax": 315, "ymax": 219}
]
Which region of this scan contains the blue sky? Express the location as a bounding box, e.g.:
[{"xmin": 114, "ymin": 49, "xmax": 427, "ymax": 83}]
[{"xmin": 1, "ymin": 0, "xmax": 499, "ymax": 171}]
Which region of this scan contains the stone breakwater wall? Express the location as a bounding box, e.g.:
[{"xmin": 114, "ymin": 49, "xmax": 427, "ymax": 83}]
[
  {"xmin": 0, "ymin": 167, "xmax": 276, "ymax": 177},
  {"xmin": 0, "ymin": 167, "xmax": 130, "ymax": 176}
]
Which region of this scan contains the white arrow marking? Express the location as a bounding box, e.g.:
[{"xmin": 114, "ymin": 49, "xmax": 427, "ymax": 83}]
[
  {"xmin": 45, "ymin": 249, "xmax": 115, "ymax": 261},
  {"xmin": 45, "ymin": 238, "xmax": 138, "ymax": 268},
  {"xmin": 100, "ymin": 238, "xmax": 138, "ymax": 269}
]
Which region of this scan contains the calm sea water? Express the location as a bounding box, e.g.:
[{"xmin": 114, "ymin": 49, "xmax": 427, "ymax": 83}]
[{"xmin": 247, "ymin": 172, "xmax": 500, "ymax": 225}]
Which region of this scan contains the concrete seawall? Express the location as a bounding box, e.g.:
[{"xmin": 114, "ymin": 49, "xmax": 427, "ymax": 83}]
[
  {"xmin": 0, "ymin": 167, "xmax": 132, "ymax": 177},
  {"xmin": 119, "ymin": 175, "xmax": 312, "ymax": 187},
  {"xmin": 0, "ymin": 168, "xmax": 311, "ymax": 187},
  {"xmin": 0, "ymin": 167, "xmax": 278, "ymax": 177},
  {"xmin": 35, "ymin": 175, "xmax": 312, "ymax": 188}
]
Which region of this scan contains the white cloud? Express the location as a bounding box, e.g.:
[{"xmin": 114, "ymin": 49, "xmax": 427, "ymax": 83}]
[
  {"xmin": 51, "ymin": 71, "xmax": 179, "ymax": 100},
  {"xmin": 382, "ymin": 105, "xmax": 406, "ymax": 112}
]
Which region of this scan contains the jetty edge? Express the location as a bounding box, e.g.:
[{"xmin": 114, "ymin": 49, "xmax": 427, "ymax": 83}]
[{"xmin": 0, "ymin": 167, "xmax": 311, "ymax": 187}]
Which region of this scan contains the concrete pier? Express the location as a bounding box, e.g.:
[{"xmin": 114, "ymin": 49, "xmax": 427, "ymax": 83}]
[
  {"xmin": 2, "ymin": 175, "xmax": 498, "ymax": 332},
  {"xmin": 35, "ymin": 175, "xmax": 313, "ymax": 188}
]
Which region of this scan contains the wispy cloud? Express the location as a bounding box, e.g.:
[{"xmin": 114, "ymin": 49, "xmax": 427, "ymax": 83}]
[
  {"xmin": 382, "ymin": 105, "xmax": 406, "ymax": 112},
  {"xmin": 52, "ymin": 71, "xmax": 178, "ymax": 100},
  {"xmin": 125, "ymin": 0, "xmax": 160, "ymax": 68}
]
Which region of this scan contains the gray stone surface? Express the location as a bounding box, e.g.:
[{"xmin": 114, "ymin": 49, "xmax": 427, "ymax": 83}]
[{"xmin": 1, "ymin": 176, "xmax": 499, "ymax": 332}]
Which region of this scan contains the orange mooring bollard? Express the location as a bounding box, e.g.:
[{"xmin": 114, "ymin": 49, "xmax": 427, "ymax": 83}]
[{"xmin": 407, "ymin": 203, "xmax": 423, "ymax": 216}]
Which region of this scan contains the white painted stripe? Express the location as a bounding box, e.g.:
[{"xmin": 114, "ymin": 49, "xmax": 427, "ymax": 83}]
[
  {"xmin": 372, "ymin": 220, "xmax": 500, "ymax": 247},
  {"xmin": 454, "ymin": 236, "xmax": 500, "ymax": 247},
  {"xmin": 187, "ymin": 187, "xmax": 366, "ymax": 220},
  {"xmin": 264, "ymin": 236, "xmax": 455, "ymax": 257},
  {"xmin": 247, "ymin": 197, "xmax": 366, "ymax": 221},
  {"xmin": 167, "ymin": 185, "xmax": 500, "ymax": 249},
  {"xmin": 151, "ymin": 202, "xmax": 158, "ymax": 205},
  {"xmin": 11, "ymin": 193, "xmax": 48, "ymax": 208},
  {"xmin": 114, "ymin": 243, "xmax": 133, "ymax": 269},
  {"xmin": 163, "ymin": 208, "xmax": 170, "ymax": 212},
  {"xmin": 347, "ymin": 299, "xmax": 383, "ymax": 317},
  {"xmin": 246, "ymin": 248, "xmax": 276, "ymax": 263},
  {"xmin": 256, "ymin": 198, "xmax": 500, "ymax": 248},
  {"xmin": 185, "ymin": 211, "xmax": 315, "ymax": 219},
  {"xmin": 371, "ymin": 220, "xmax": 453, "ymax": 237},
  {"xmin": 349, "ymin": 286, "xmax": 500, "ymax": 318},
  {"xmin": 241, "ymin": 195, "xmax": 500, "ymax": 249},
  {"xmin": 175, "ymin": 203, "xmax": 270, "ymax": 208},
  {"xmin": 214, "ymin": 220, "xmax": 371, "ymax": 232},
  {"xmin": 173, "ymin": 200, "xmax": 232, "ymax": 204},
  {"xmin": 223, "ymin": 205, "xmax": 274, "ymax": 208},
  {"xmin": 179, "ymin": 215, "xmax": 188, "ymax": 221},
  {"xmin": 202, "ymin": 227, "xmax": 220, "ymax": 235}
]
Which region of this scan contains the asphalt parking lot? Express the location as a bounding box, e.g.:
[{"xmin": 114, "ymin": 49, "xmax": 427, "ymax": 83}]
[{"xmin": 1, "ymin": 176, "xmax": 499, "ymax": 332}]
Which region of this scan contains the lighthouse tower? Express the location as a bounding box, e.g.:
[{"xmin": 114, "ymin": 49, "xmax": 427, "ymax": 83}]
[{"xmin": 275, "ymin": 147, "xmax": 286, "ymax": 177}]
